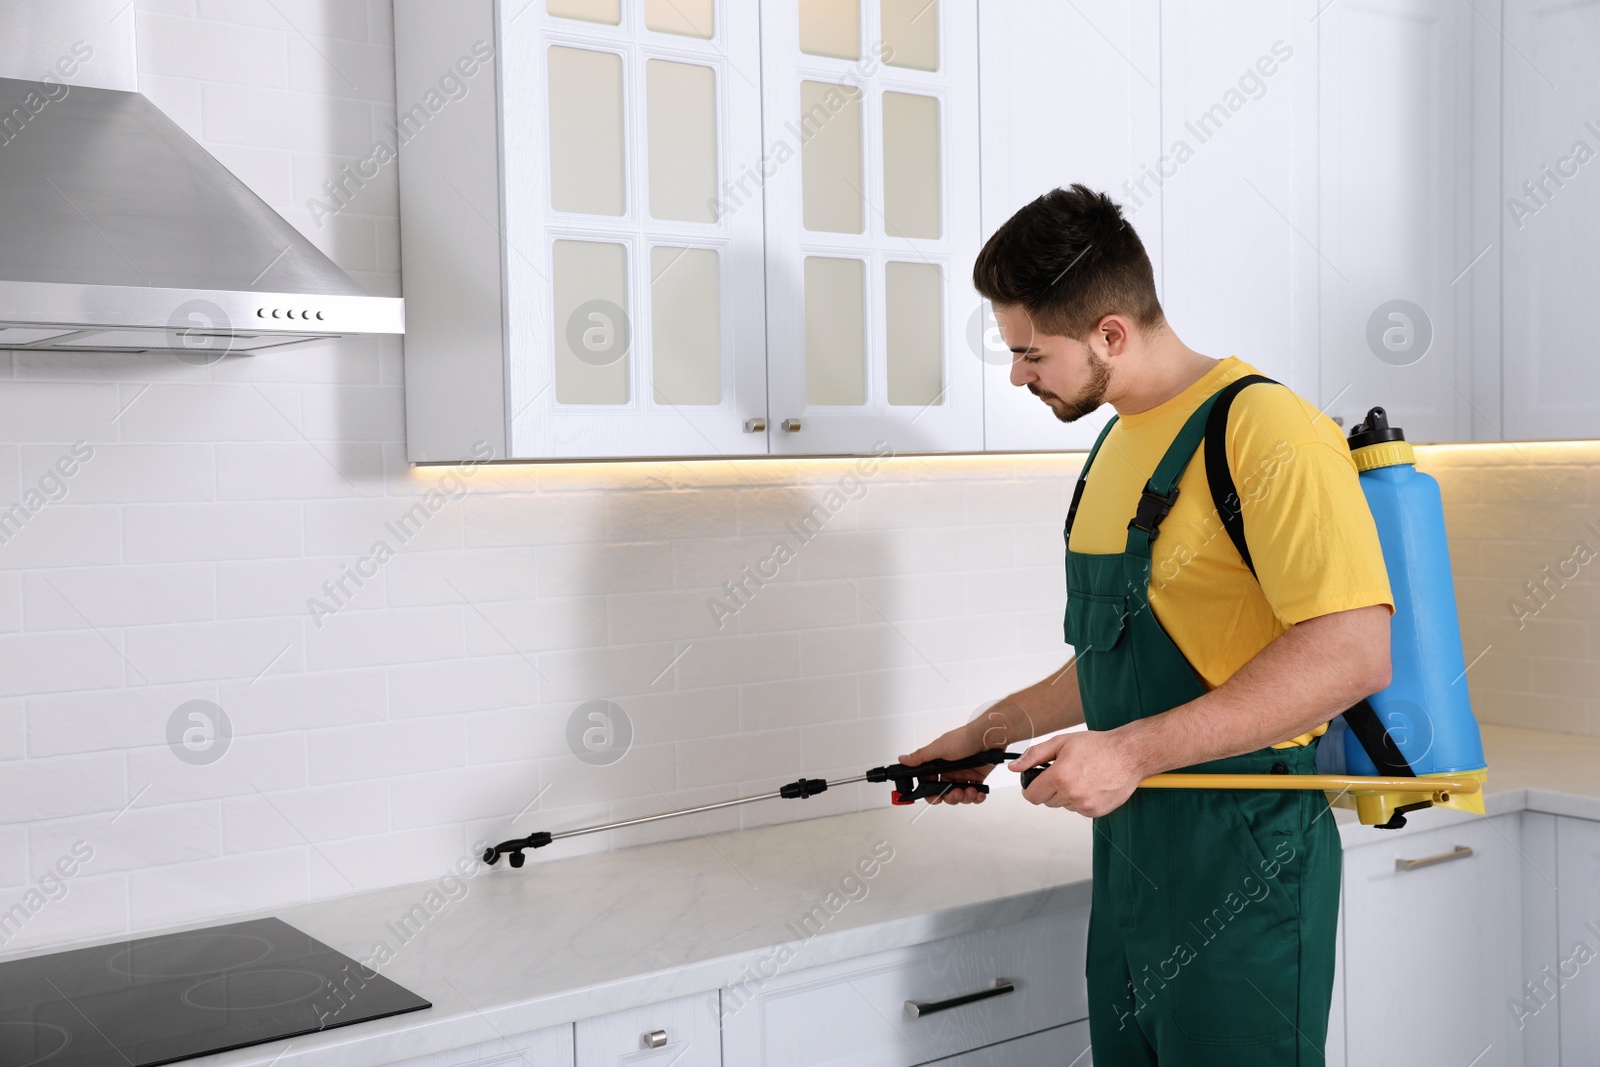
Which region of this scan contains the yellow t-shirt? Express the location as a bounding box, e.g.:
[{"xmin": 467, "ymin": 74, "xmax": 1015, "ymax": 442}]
[{"xmin": 1068, "ymin": 357, "xmax": 1394, "ymax": 746}]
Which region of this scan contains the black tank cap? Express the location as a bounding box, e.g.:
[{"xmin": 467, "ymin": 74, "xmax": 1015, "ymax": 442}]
[{"xmin": 1347, "ymin": 406, "xmax": 1406, "ymax": 449}]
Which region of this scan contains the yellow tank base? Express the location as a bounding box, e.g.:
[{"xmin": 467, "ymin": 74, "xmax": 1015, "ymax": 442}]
[{"xmin": 1325, "ymin": 767, "xmax": 1488, "ymax": 828}]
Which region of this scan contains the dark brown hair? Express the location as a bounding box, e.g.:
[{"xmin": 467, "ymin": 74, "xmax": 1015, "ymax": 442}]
[{"xmin": 972, "ymin": 184, "xmax": 1164, "ymax": 340}]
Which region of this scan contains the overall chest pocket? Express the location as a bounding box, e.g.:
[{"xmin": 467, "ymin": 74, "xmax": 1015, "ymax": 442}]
[{"xmin": 1063, "ymin": 592, "xmax": 1129, "ymax": 652}]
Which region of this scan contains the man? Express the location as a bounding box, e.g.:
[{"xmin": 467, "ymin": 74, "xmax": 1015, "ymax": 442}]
[{"xmin": 901, "ymin": 185, "xmax": 1393, "ymax": 1065}]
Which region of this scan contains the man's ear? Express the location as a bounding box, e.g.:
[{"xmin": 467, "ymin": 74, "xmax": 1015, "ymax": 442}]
[{"xmin": 1096, "ymin": 314, "xmax": 1131, "ymax": 358}]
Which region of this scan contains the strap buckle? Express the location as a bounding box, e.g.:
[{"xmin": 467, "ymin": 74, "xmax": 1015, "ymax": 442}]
[{"xmin": 1128, "ymin": 484, "xmax": 1180, "ymax": 540}]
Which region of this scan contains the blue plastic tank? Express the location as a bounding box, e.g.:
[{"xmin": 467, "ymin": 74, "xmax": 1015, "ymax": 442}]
[{"xmin": 1320, "ymin": 408, "xmax": 1488, "ymax": 792}]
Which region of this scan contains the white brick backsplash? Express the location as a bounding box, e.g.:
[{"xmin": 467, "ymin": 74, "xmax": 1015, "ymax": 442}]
[
  {"xmin": 116, "ymin": 383, "xmax": 301, "ymax": 442},
  {"xmin": 461, "ymin": 597, "xmax": 609, "ymax": 656},
  {"xmin": 136, "ymin": 10, "xmax": 290, "ymax": 84},
  {"xmin": 129, "ymin": 732, "xmax": 309, "ymax": 805},
  {"xmin": 124, "ymin": 502, "xmax": 301, "ymax": 563},
  {"xmin": 384, "ymin": 547, "xmax": 539, "ymax": 607},
  {"xmin": 0, "ymin": 698, "xmax": 22, "ymax": 760},
  {"xmin": 222, "ymin": 783, "xmax": 389, "ymax": 852},
  {"xmin": 389, "ymin": 760, "xmax": 541, "ymax": 830},
  {"xmin": 216, "ymin": 442, "xmax": 385, "ymax": 499},
  {"xmin": 125, "ymin": 617, "xmax": 305, "ymax": 684},
  {"xmin": 0, "ymin": 1, "xmax": 1580, "ymax": 958},
  {"xmin": 535, "ymin": 542, "xmax": 674, "ymax": 596},
  {"xmin": 22, "ymin": 444, "xmax": 214, "ymax": 504},
  {"xmin": 27, "ymin": 684, "xmax": 215, "ymax": 758},
  {"xmin": 0, "ymin": 632, "xmax": 127, "ymax": 698},
  {"xmin": 217, "ymin": 668, "xmax": 388, "ymax": 734},
  {"xmin": 307, "ymin": 717, "xmax": 464, "ymax": 784},
  {"xmin": 305, "ymin": 495, "xmax": 463, "ymax": 555},
  {"xmin": 127, "ymin": 849, "xmax": 309, "ymax": 928},
  {"xmin": 0, "ymin": 507, "xmax": 122, "ymax": 569},
  {"xmin": 29, "ymin": 802, "xmax": 221, "ymax": 878},
  {"xmin": 387, "ymin": 655, "xmax": 539, "ymax": 719},
  {"xmin": 0, "ymin": 753, "xmax": 126, "ymax": 823},
  {"xmin": 0, "ymin": 383, "xmax": 121, "ymax": 442},
  {"xmin": 305, "ymin": 605, "xmax": 461, "ymax": 670},
  {"xmin": 217, "ymin": 557, "xmax": 383, "ymax": 618},
  {"xmin": 24, "ymin": 565, "xmax": 214, "ymax": 630}
]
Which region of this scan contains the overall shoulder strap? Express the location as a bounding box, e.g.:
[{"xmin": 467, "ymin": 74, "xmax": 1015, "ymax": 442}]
[
  {"xmin": 1201, "ymin": 374, "xmax": 1278, "ymax": 576},
  {"xmin": 1064, "ymin": 415, "xmax": 1119, "ymax": 540},
  {"xmin": 1122, "ymin": 389, "xmax": 1228, "ymax": 558}
]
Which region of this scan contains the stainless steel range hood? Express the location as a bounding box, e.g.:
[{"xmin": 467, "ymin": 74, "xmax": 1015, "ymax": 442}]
[{"xmin": 0, "ymin": 70, "xmax": 403, "ymax": 356}]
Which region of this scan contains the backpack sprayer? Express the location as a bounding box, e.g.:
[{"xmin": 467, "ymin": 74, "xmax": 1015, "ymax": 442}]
[
  {"xmin": 1024, "ymin": 406, "xmax": 1490, "ymax": 829},
  {"xmin": 484, "ymin": 405, "xmax": 1489, "ymax": 867}
]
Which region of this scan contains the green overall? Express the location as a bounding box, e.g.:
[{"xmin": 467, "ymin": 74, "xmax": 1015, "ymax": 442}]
[{"xmin": 1065, "ymin": 389, "xmax": 1341, "ymax": 1065}]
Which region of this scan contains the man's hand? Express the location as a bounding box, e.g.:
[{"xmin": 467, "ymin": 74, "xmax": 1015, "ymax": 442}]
[
  {"xmin": 898, "ymin": 725, "xmax": 994, "ymax": 805},
  {"xmin": 1012, "ymin": 729, "xmax": 1143, "ymax": 817}
]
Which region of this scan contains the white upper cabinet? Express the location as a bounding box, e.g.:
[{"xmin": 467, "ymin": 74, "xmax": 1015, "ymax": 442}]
[
  {"xmin": 977, "ymin": 0, "xmax": 1161, "ymax": 452},
  {"xmin": 397, "ymin": 0, "xmax": 768, "ymax": 461},
  {"xmin": 1502, "ymin": 0, "xmax": 1600, "ymax": 442},
  {"xmin": 1157, "ymin": 1, "xmax": 1306, "ymax": 394},
  {"xmin": 1315, "ymin": 0, "xmax": 1495, "ymax": 443},
  {"xmin": 760, "ymin": 0, "xmax": 984, "ymax": 456}
]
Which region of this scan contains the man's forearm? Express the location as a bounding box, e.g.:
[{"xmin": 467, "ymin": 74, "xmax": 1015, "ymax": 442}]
[
  {"xmin": 969, "ymin": 659, "xmax": 1086, "ymax": 748},
  {"xmin": 1113, "ymin": 604, "xmax": 1392, "ymax": 777}
]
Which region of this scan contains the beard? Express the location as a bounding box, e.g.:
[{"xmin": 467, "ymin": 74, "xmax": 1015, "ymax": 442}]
[{"xmin": 1030, "ymin": 351, "xmax": 1111, "ymax": 423}]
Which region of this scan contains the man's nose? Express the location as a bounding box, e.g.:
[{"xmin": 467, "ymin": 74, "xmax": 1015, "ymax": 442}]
[{"xmin": 1010, "ymin": 357, "xmax": 1034, "ymax": 388}]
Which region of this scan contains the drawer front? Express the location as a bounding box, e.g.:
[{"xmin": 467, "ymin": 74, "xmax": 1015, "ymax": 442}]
[
  {"xmin": 916, "ymin": 1021, "xmax": 1090, "ymax": 1066},
  {"xmin": 722, "ymin": 908, "xmax": 1089, "ymax": 1067},
  {"xmin": 382, "ymin": 1024, "xmax": 573, "ymax": 1067},
  {"xmin": 574, "ymin": 991, "xmax": 721, "ymax": 1067}
]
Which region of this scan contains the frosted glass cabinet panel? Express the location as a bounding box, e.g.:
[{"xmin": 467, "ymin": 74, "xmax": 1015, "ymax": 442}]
[
  {"xmin": 652, "ymin": 246, "xmax": 722, "ymax": 405},
  {"xmin": 885, "ymin": 261, "xmax": 943, "ymax": 407},
  {"xmin": 881, "ymin": 91, "xmax": 942, "ymax": 239},
  {"xmin": 799, "ymin": 0, "xmax": 861, "ymax": 60},
  {"xmin": 763, "ymin": 0, "xmax": 983, "ymax": 455},
  {"xmin": 804, "ymin": 256, "xmax": 868, "ymax": 405},
  {"xmin": 800, "ymin": 80, "xmax": 866, "ymax": 234},
  {"xmin": 547, "ymin": 47, "xmax": 626, "ymax": 216},
  {"xmin": 644, "ymin": 0, "xmax": 714, "ymax": 38},
  {"xmin": 547, "ymin": 0, "xmax": 619, "ymax": 26},
  {"xmin": 552, "ymin": 240, "xmax": 630, "ymax": 405},
  {"xmin": 882, "ymin": 0, "xmax": 939, "ymax": 71},
  {"xmin": 397, "ymin": 0, "xmax": 768, "ymax": 460},
  {"xmin": 647, "ymin": 60, "xmax": 719, "ymax": 223}
]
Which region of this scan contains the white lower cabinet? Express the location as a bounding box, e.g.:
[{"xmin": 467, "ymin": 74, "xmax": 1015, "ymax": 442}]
[
  {"xmin": 575, "ymin": 991, "xmax": 722, "ymax": 1067},
  {"xmin": 1339, "ymin": 815, "xmax": 1526, "ymax": 1067},
  {"xmin": 1554, "ymin": 816, "xmax": 1600, "ymax": 1063},
  {"xmin": 916, "ymin": 1020, "xmax": 1089, "ymax": 1066},
  {"xmin": 719, "ymin": 908, "xmax": 1089, "ymax": 1067},
  {"xmin": 382, "ymin": 1024, "xmax": 574, "ymax": 1067}
]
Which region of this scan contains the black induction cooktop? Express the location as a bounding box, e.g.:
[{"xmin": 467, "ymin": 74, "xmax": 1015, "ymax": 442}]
[{"xmin": 0, "ymin": 917, "xmax": 430, "ymax": 1066}]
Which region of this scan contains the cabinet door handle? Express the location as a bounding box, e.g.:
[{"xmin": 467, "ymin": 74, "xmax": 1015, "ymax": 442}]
[
  {"xmin": 744, "ymin": 417, "xmax": 766, "ymax": 433},
  {"xmin": 905, "ymin": 979, "xmax": 1016, "ymax": 1018},
  {"xmin": 781, "ymin": 418, "xmax": 802, "ymax": 432},
  {"xmin": 641, "ymin": 1029, "xmax": 668, "ymax": 1049},
  {"xmin": 1395, "ymin": 845, "xmax": 1473, "ymax": 871}
]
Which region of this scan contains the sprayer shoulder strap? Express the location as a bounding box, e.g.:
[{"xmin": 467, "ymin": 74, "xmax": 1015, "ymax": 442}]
[
  {"xmin": 1201, "ymin": 373, "xmax": 1278, "ymax": 576},
  {"xmin": 1204, "ymin": 374, "xmax": 1417, "ymax": 779}
]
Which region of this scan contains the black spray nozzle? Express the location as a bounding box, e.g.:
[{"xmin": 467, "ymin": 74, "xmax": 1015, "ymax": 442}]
[
  {"xmin": 1347, "ymin": 406, "xmax": 1406, "ymax": 450},
  {"xmin": 483, "ymin": 830, "xmax": 553, "ymax": 867}
]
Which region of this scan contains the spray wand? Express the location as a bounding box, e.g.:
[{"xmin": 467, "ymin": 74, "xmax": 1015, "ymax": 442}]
[{"xmin": 482, "ymin": 749, "xmax": 1021, "ymax": 868}]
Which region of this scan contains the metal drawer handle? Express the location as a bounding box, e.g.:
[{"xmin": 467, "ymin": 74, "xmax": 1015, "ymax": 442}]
[
  {"xmin": 1396, "ymin": 845, "xmax": 1473, "ymax": 872},
  {"xmin": 642, "ymin": 1029, "xmax": 668, "ymax": 1049},
  {"xmin": 905, "ymin": 979, "xmax": 1016, "ymax": 1018}
]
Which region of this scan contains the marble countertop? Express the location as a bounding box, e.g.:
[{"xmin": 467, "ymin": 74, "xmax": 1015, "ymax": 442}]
[{"xmin": 87, "ymin": 724, "xmax": 1600, "ymax": 1065}]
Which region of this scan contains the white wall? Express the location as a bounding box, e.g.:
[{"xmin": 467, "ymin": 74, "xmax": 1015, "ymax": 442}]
[{"xmin": 0, "ymin": 0, "xmax": 1076, "ymax": 953}]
